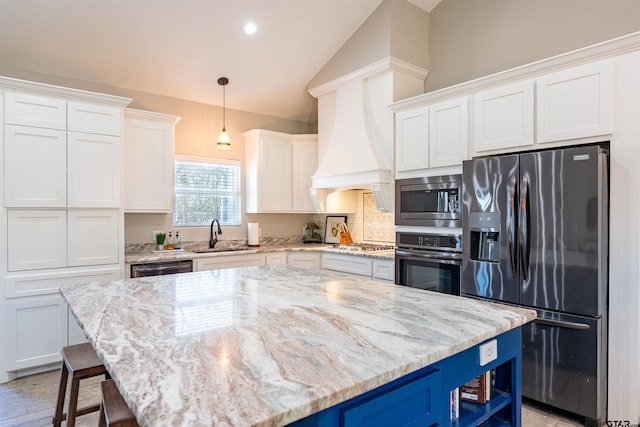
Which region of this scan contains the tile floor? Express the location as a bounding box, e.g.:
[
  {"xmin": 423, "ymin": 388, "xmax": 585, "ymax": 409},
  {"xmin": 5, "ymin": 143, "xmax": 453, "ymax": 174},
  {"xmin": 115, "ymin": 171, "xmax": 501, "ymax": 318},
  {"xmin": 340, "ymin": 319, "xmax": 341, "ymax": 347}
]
[{"xmin": 0, "ymin": 369, "xmax": 586, "ymax": 426}]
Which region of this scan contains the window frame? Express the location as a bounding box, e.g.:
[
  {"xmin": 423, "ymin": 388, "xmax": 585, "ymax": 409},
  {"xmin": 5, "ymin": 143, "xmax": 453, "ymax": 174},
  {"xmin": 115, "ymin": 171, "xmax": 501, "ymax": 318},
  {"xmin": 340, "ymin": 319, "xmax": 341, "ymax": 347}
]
[{"xmin": 173, "ymin": 155, "xmax": 242, "ymax": 227}]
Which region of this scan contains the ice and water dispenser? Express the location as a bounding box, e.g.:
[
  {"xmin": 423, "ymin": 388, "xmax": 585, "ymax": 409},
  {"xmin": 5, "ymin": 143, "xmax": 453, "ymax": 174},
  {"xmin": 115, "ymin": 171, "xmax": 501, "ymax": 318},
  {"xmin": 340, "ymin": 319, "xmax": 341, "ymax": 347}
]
[{"xmin": 468, "ymin": 212, "xmax": 501, "ymax": 263}]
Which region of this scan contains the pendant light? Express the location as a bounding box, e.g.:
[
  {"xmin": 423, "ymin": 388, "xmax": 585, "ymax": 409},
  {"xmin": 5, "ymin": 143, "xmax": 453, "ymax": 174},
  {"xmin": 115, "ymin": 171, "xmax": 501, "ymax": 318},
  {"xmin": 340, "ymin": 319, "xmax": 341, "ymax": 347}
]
[{"xmin": 216, "ymin": 77, "xmax": 231, "ymax": 150}]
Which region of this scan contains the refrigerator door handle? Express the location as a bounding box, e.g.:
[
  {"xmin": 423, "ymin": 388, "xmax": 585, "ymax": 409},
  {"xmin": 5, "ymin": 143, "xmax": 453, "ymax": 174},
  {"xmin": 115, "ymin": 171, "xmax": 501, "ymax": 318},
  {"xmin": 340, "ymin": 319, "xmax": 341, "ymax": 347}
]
[
  {"xmin": 508, "ymin": 174, "xmax": 518, "ymax": 278},
  {"xmin": 535, "ymin": 318, "xmax": 591, "ymax": 330},
  {"xmin": 519, "ymin": 174, "xmax": 531, "ymax": 280}
]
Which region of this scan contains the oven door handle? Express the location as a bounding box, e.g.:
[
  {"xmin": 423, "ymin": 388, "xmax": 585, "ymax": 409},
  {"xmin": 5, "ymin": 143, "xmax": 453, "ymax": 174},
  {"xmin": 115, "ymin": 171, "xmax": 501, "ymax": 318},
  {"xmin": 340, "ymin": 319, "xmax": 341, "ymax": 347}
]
[{"xmin": 395, "ymin": 250, "xmax": 462, "ymax": 262}]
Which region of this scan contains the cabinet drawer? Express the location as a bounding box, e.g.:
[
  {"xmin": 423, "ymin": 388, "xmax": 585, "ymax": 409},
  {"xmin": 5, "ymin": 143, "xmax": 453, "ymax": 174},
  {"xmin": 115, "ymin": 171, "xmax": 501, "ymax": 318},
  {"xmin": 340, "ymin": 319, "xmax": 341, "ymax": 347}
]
[
  {"xmin": 195, "ymin": 253, "xmax": 265, "ymax": 271},
  {"xmin": 7, "ymin": 209, "xmax": 67, "ymax": 271},
  {"xmin": 67, "ymin": 101, "xmax": 122, "ymax": 135},
  {"xmin": 4, "ymin": 92, "xmax": 66, "ymax": 130},
  {"xmin": 5, "ymin": 266, "xmax": 121, "ymax": 298},
  {"xmin": 342, "ymin": 369, "xmax": 442, "ymax": 427},
  {"xmin": 322, "ymin": 253, "xmax": 372, "ymax": 277},
  {"xmin": 287, "ymin": 252, "xmax": 321, "ymax": 270}
]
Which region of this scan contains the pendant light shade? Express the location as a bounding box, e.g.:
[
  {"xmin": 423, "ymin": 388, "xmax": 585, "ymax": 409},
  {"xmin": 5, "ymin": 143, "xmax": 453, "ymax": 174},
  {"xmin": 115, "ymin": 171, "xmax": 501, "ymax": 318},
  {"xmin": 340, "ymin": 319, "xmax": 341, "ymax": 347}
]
[{"xmin": 216, "ymin": 77, "xmax": 231, "ymax": 150}]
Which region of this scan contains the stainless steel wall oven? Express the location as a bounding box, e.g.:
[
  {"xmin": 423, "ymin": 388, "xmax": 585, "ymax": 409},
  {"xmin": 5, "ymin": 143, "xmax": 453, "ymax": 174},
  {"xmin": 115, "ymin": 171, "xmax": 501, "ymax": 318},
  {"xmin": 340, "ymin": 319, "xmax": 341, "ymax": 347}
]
[{"xmin": 395, "ymin": 232, "xmax": 461, "ymax": 295}]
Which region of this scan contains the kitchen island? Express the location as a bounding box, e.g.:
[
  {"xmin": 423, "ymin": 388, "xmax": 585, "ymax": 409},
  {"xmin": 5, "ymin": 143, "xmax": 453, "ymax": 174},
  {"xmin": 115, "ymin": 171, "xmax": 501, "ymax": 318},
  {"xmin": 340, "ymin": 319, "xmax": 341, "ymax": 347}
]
[{"xmin": 60, "ymin": 265, "xmax": 535, "ymax": 426}]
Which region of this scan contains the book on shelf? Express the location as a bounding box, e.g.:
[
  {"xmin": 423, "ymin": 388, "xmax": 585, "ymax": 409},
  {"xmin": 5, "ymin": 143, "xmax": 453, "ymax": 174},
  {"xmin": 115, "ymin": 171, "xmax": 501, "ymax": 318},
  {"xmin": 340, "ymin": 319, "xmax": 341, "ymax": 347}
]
[
  {"xmin": 459, "ymin": 370, "xmax": 493, "ymax": 404},
  {"xmin": 450, "ymin": 387, "xmax": 459, "ymax": 420}
]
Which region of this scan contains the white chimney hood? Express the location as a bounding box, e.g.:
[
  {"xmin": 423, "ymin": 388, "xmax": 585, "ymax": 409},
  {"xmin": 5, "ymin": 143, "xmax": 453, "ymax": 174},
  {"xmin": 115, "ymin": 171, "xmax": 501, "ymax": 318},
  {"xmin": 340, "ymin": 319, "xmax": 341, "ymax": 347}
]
[{"xmin": 308, "ymin": 57, "xmax": 427, "ymax": 212}]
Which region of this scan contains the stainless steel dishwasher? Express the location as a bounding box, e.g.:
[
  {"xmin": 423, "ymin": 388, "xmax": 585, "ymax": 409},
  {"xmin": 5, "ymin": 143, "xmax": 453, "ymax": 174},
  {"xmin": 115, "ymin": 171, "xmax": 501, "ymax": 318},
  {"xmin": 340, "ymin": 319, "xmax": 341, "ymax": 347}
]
[{"xmin": 130, "ymin": 260, "xmax": 193, "ymax": 278}]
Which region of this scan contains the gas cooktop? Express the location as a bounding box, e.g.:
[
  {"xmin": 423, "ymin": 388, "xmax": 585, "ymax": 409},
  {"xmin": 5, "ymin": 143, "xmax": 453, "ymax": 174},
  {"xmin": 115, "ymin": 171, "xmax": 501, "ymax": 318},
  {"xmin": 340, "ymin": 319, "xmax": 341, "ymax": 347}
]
[{"xmin": 331, "ymin": 243, "xmax": 395, "ymax": 252}]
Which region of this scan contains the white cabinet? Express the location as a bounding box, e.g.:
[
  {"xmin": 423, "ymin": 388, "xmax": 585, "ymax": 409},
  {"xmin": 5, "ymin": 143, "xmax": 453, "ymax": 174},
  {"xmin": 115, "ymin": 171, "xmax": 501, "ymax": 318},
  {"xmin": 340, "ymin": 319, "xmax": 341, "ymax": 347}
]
[
  {"xmin": 287, "ymin": 252, "xmax": 321, "ymax": 270},
  {"xmin": 123, "ymin": 109, "xmax": 180, "ymax": 212},
  {"xmin": 195, "ymin": 253, "xmax": 265, "ymax": 271},
  {"xmin": 67, "ymin": 101, "xmax": 122, "ymax": 136},
  {"xmin": 372, "ymin": 259, "xmax": 395, "ymax": 282},
  {"xmin": 244, "ymin": 129, "xmax": 318, "ymax": 213},
  {"xmin": 292, "ymin": 135, "xmax": 318, "ymax": 212},
  {"xmin": 536, "ymin": 61, "xmax": 613, "ymax": 143},
  {"xmin": 395, "ymin": 106, "xmax": 429, "ymax": 173},
  {"xmin": 7, "ymin": 210, "xmax": 67, "ymax": 271},
  {"xmin": 395, "ymin": 97, "xmax": 469, "ymax": 176},
  {"xmin": 265, "ymin": 252, "xmax": 287, "ymax": 265},
  {"xmin": 67, "ymin": 209, "xmax": 119, "ymax": 266},
  {"xmin": 1, "ymin": 80, "xmax": 130, "ymax": 379},
  {"xmin": 4, "ymin": 294, "xmax": 68, "ymax": 371},
  {"xmin": 8, "ymin": 209, "xmax": 119, "ymax": 271},
  {"xmin": 472, "ymin": 81, "xmax": 534, "ymax": 154},
  {"xmin": 429, "ymin": 97, "xmax": 469, "ymax": 167},
  {"xmin": 322, "ymin": 253, "xmax": 372, "ymax": 277},
  {"xmin": 4, "ymin": 92, "xmax": 66, "ymax": 130},
  {"xmin": 68, "ymin": 132, "xmax": 120, "ymax": 207},
  {"xmin": 4, "ymin": 125, "xmax": 67, "ymax": 207},
  {"xmin": 322, "ymin": 253, "xmax": 395, "ymax": 282}
]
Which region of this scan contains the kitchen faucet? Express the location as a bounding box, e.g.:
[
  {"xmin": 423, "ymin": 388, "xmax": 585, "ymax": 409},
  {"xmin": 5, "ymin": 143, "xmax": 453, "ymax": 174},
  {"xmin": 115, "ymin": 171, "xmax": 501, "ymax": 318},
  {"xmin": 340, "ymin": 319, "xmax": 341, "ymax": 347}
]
[{"xmin": 209, "ymin": 219, "xmax": 222, "ymax": 248}]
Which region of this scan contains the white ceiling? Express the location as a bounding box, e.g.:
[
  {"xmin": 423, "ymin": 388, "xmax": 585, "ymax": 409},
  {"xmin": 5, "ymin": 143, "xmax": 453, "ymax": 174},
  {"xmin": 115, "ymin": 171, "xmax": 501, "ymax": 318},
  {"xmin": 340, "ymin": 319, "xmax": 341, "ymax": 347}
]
[{"xmin": 0, "ymin": 0, "xmax": 440, "ymax": 123}]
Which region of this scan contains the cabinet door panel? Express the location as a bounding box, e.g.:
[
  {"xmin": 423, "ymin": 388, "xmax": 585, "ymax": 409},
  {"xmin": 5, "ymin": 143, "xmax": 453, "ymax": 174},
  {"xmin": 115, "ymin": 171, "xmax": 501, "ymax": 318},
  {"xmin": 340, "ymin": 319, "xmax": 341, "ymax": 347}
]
[
  {"xmin": 7, "ymin": 210, "xmax": 67, "ymax": 271},
  {"xmin": 292, "ymin": 137, "xmax": 317, "ymax": 212},
  {"xmin": 4, "ymin": 294, "xmax": 68, "ymax": 371},
  {"xmin": 4, "ymin": 92, "xmax": 66, "ymax": 130},
  {"xmin": 67, "ymin": 209, "xmax": 119, "ymax": 266},
  {"xmin": 536, "ymin": 61, "xmax": 613, "ymax": 143},
  {"xmin": 123, "ymin": 115, "xmax": 175, "ymax": 212},
  {"xmin": 473, "ymin": 81, "xmax": 534, "ymax": 153},
  {"xmin": 68, "ymin": 132, "xmax": 121, "ymax": 207},
  {"xmin": 395, "ymin": 106, "xmax": 429, "ymax": 173},
  {"xmin": 67, "ymin": 101, "xmax": 122, "ymax": 136},
  {"xmin": 4, "ymin": 125, "xmax": 67, "ymax": 207},
  {"xmin": 195, "ymin": 254, "xmax": 265, "ymax": 271},
  {"xmin": 429, "ymin": 97, "xmax": 469, "ymax": 167},
  {"xmin": 261, "ymin": 137, "xmax": 292, "ymax": 211}
]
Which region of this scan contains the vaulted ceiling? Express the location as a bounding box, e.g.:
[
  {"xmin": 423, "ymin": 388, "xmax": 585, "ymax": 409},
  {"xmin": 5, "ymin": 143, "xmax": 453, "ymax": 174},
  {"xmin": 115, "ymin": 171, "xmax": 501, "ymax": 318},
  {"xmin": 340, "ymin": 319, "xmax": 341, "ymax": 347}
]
[{"xmin": 0, "ymin": 0, "xmax": 440, "ymax": 123}]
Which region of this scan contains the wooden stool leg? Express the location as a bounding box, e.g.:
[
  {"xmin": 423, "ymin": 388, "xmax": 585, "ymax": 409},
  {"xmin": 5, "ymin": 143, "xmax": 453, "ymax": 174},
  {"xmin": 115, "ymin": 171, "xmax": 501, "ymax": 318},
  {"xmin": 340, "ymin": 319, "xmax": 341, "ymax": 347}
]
[
  {"xmin": 52, "ymin": 362, "xmax": 69, "ymax": 427},
  {"xmin": 66, "ymin": 374, "xmax": 81, "ymax": 427}
]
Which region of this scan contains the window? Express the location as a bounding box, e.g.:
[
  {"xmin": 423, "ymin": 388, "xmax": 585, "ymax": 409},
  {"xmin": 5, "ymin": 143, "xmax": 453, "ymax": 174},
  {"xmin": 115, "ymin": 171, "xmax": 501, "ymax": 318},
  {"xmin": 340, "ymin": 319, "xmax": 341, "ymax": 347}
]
[{"xmin": 174, "ymin": 156, "xmax": 241, "ymax": 226}]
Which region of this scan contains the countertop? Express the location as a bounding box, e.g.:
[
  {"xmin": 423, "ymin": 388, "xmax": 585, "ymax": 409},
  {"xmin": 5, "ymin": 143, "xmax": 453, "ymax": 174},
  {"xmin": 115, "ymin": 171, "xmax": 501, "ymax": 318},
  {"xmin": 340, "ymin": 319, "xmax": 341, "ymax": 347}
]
[
  {"xmin": 125, "ymin": 242, "xmax": 395, "ymax": 264},
  {"xmin": 61, "ymin": 265, "xmax": 535, "ymax": 427}
]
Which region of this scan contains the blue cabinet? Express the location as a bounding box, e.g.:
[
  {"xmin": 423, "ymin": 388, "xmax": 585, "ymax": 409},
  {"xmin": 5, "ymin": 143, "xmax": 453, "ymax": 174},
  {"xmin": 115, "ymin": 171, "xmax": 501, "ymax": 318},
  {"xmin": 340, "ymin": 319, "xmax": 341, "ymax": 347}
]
[{"xmin": 289, "ymin": 327, "xmax": 522, "ymax": 427}]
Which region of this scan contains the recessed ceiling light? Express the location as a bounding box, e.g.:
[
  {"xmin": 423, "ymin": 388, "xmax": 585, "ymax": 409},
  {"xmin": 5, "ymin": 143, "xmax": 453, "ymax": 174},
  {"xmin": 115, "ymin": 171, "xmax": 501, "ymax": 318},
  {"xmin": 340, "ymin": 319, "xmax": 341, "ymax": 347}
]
[{"xmin": 242, "ymin": 21, "xmax": 257, "ymax": 35}]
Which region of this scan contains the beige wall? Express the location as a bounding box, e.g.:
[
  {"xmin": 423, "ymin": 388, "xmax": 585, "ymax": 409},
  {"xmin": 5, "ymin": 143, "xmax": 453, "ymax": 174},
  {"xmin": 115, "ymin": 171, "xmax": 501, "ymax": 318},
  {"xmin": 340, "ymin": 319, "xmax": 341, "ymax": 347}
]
[
  {"xmin": 309, "ymin": 0, "xmax": 429, "ymax": 89},
  {"xmin": 427, "ymin": 0, "xmax": 640, "ymax": 91}
]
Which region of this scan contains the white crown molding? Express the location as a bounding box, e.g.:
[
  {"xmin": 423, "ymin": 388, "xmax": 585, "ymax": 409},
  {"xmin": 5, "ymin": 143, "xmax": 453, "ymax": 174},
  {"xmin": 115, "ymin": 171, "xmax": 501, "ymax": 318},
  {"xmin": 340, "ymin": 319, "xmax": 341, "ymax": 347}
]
[
  {"xmin": 391, "ymin": 31, "xmax": 640, "ymax": 111},
  {"xmin": 125, "ymin": 108, "xmax": 181, "ymax": 125},
  {"xmin": 0, "ymin": 75, "xmax": 132, "ymax": 107},
  {"xmin": 308, "ymin": 56, "xmax": 429, "ymax": 98}
]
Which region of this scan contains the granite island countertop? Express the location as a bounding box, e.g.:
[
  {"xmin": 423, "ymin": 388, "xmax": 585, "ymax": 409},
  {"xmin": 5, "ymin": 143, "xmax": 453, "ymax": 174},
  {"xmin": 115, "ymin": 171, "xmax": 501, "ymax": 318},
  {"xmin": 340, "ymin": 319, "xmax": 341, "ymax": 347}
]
[{"xmin": 61, "ymin": 265, "xmax": 535, "ymax": 427}]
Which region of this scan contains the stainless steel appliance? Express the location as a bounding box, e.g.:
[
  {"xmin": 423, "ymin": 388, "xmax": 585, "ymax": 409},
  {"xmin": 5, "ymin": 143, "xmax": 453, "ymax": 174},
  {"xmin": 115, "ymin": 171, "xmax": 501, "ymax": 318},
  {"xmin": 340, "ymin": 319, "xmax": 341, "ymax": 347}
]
[
  {"xmin": 395, "ymin": 232, "xmax": 461, "ymax": 295},
  {"xmin": 461, "ymin": 144, "xmax": 608, "ymax": 426},
  {"xmin": 131, "ymin": 260, "xmax": 193, "ymax": 278},
  {"xmin": 395, "ymin": 175, "xmax": 462, "ymax": 227}
]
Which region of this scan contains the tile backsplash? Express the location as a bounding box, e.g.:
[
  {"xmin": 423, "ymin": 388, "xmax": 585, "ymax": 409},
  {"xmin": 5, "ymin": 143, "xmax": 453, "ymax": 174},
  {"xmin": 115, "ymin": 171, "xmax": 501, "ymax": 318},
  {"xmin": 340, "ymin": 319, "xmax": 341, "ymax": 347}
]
[{"xmin": 345, "ymin": 191, "xmax": 394, "ymax": 243}]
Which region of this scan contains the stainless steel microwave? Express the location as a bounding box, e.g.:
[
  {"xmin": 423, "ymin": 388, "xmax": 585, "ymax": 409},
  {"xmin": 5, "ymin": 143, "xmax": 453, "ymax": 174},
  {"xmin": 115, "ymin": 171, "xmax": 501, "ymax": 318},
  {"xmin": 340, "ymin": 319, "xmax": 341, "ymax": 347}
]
[{"xmin": 395, "ymin": 175, "xmax": 462, "ymax": 227}]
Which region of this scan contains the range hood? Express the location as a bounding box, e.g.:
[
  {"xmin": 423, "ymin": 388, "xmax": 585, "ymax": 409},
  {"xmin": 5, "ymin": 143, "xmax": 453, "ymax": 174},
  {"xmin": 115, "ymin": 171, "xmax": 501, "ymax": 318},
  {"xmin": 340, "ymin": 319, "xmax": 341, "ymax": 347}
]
[{"xmin": 308, "ymin": 57, "xmax": 427, "ymax": 212}]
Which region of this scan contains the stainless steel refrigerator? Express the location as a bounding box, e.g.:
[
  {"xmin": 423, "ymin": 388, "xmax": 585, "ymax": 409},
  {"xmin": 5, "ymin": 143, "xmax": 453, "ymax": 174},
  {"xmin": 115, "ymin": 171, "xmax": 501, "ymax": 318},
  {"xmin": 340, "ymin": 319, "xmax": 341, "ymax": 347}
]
[{"xmin": 461, "ymin": 145, "xmax": 608, "ymax": 426}]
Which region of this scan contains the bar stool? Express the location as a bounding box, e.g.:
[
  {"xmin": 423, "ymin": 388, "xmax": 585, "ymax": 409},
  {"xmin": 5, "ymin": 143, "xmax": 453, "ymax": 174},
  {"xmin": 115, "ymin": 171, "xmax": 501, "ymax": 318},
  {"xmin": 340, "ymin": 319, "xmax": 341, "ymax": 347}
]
[
  {"xmin": 99, "ymin": 379, "xmax": 138, "ymax": 426},
  {"xmin": 52, "ymin": 342, "xmax": 110, "ymax": 427}
]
